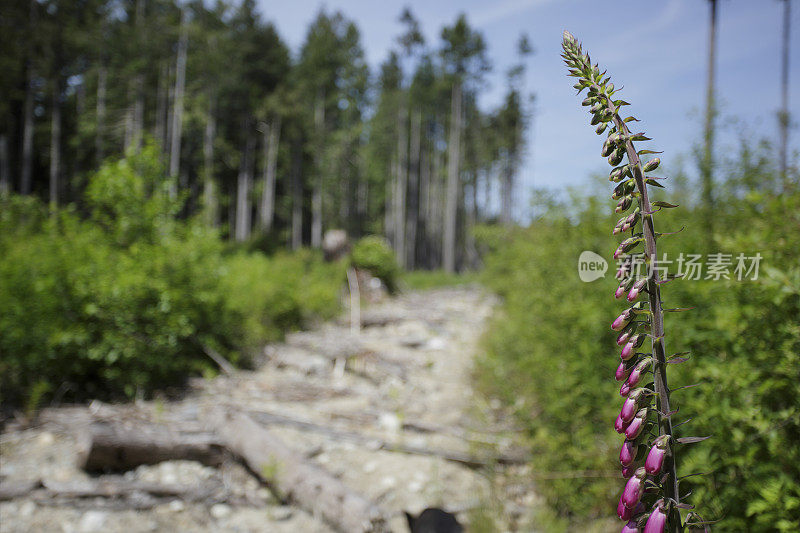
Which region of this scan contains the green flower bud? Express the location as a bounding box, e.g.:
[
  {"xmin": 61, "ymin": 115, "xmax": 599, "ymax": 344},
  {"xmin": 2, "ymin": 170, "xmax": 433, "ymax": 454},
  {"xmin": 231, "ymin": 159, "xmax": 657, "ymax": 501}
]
[{"xmin": 643, "ymin": 158, "xmax": 660, "ymax": 172}]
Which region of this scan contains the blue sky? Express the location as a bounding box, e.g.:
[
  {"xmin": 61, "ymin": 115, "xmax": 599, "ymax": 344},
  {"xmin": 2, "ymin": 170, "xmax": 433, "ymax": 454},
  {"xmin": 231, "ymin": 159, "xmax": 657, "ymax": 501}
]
[{"xmin": 256, "ymin": 0, "xmax": 799, "ymax": 214}]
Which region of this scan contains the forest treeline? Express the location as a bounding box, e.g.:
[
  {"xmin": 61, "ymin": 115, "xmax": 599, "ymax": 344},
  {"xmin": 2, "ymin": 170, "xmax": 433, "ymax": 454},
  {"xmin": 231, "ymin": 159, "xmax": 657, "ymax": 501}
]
[{"xmin": 0, "ymin": 0, "xmax": 531, "ymax": 271}]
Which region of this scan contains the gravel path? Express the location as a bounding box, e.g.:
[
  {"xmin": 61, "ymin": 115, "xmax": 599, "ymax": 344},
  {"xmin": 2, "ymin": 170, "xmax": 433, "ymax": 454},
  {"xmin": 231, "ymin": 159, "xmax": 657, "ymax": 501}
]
[{"xmin": 0, "ymin": 287, "xmax": 536, "ymax": 532}]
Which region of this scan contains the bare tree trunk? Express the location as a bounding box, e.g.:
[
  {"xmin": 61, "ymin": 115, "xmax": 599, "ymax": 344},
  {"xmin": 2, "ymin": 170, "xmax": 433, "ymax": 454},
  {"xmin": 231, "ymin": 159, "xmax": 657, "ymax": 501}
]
[
  {"xmin": 779, "ymin": 0, "xmax": 791, "ymax": 189},
  {"xmin": 203, "ymin": 99, "xmax": 217, "ymax": 226},
  {"xmin": 443, "ymin": 81, "xmax": 462, "ymax": 273},
  {"xmin": 291, "ymin": 143, "xmax": 303, "ymax": 250},
  {"xmin": 311, "ymin": 92, "xmax": 325, "ymax": 248},
  {"xmin": 20, "ymin": 65, "xmax": 34, "ymax": 195},
  {"xmin": 169, "ymin": 10, "xmax": 188, "ymax": 195},
  {"xmin": 394, "ymin": 105, "xmax": 408, "ymax": 267},
  {"xmin": 406, "ymin": 109, "xmax": 421, "ymax": 269},
  {"xmin": 701, "ymin": 0, "xmax": 717, "ymax": 241},
  {"xmin": 155, "ymin": 63, "xmax": 167, "ymax": 150},
  {"xmin": 418, "ymin": 138, "xmax": 430, "ymax": 267},
  {"xmin": 0, "ymin": 135, "xmax": 9, "ymax": 196},
  {"xmin": 259, "ymin": 116, "xmax": 281, "ymax": 232},
  {"xmin": 384, "ymin": 156, "xmax": 394, "ymax": 243},
  {"xmin": 129, "ymin": 0, "xmax": 146, "ymax": 151},
  {"xmin": 96, "ymin": 65, "xmax": 107, "ymax": 164},
  {"xmin": 49, "ymin": 84, "xmax": 61, "ymax": 207},
  {"xmin": 500, "ymin": 153, "xmax": 514, "ymax": 226},
  {"xmin": 235, "ymin": 133, "xmax": 254, "ymax": 242}
]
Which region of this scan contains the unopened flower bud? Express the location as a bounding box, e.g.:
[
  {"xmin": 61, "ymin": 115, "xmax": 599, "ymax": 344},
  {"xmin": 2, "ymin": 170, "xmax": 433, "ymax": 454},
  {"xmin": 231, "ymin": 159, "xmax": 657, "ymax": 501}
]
[
  {"xmin": 625, "ymin": 409, "xmax": 648, "ymax": 440},
  {"xmin": 615, "ymin": 284, "xmax": 627, "ymax": 299},
  {"xmin": 643, "ymin": 158, "xmax": 660, "ymax": 172},
  {"xmin": 643, "ymin": 503, "xmax": 667, "ymax": 533},
  {"xmin": 619, "ymin": 439, "xmax": 636, "ymax": 466},
  {"xmin": 615, "ymin": 413, "xmax": 629, "ymax": 433},
  {"xmin": 620, "ymin": 382, "xmax": 631, "ymax": 396},
  {"xmin": 615, "ymin": 196, "xmax": 632, "ymax": 213},
  {"xmin": 621, "ymin": 464, "xmax": 637, "ymax": 478},
  {"xmin": 621, "ymin": 520, "xmax": 640, "ymax": 533},
  {"xmin": 615, "ymin": 360, "xmax": 631, "ymax": 381},
  {"xmin": 609, "ymin": 148, "xmax": 625, "ymax": 166},
  {"xmin": 612, "ymin": 310, "xmax": 632, "ymax": 331},
  {"xmin": 620, "ymin": 388, "xmax": 644, "ymax": 421},
  {"xmin": 627, "ymin": 357, "xmax": 650, "ymax": 387},
  {"xmin": 645, "ymin": 436, "xmax": 669, "ymax": 475},
  {"xmin": 621, "ymin": 467, "xmax": 647, "ymax": 508},
  {"xmin": 596, "ymin": 122, "xmax": 608, "ymax": 134},
  {"xmin": 616, "ymin": 331, "xmax": 631, "ymax": 346},
  {"xmin": 627, "ymin": 278, "xmax": 647, "ymax": 302},
  {"xmin": 590, "ymin": 103, "xmax": 604, "ymax": 114},
  {"xmin": 620, "ymin": 341, "xmax": 636, "ymax": 360}
]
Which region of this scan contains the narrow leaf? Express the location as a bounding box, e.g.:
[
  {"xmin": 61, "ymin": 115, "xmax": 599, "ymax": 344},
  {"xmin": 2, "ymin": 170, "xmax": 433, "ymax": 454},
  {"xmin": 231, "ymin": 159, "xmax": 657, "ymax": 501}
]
[
  {"xmin": 637, "ymin": 149, "xmax": 663, "ymax": 155},
  {"xmin": 623, "ymin": 116, "xmax": 639, "ymax": 122},
  {"xmin": 652, "ymin": 201, "xmax": 679, "ymax": 208}
]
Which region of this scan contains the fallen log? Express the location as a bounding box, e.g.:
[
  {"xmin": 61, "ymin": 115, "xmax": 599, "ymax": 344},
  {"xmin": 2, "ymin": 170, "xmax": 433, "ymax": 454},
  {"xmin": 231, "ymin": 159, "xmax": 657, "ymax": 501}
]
[
  {"xmin": 248, "ymin": 409, "xmax": 528, "ymax": 468},
  {"xmin": 209, "ymin": 408, "xmax": 389, "ymax": 533},
  {"xmin": 76, "ymin": 420, "xmax": 225, "ymax": 472}
]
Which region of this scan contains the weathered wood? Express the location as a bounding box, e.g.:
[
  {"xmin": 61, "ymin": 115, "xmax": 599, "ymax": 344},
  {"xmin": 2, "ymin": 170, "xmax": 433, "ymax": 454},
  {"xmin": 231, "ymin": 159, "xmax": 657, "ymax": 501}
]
[
  {"xmin": 209, "ymin": 408, "xmax": 389, "ymax": 533},
  {"xmin": 0, "ymin": 480, "xmax": 42, "ymax": 500},
  {"xmin": 248, "ymin": 409, "xmax": 526, "ymax": 469},
  {"xmin": 76, "ymin": 420, "xmax": 225, "ymax": 472}
]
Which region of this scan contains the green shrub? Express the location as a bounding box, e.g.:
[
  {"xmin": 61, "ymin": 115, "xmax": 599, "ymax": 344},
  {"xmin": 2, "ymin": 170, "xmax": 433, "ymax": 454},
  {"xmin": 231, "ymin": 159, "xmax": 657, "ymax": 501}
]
[
  {"xmin": 351, "ymin": 235, "xmax": 400, "ymax": 293},
  {"xmin": 0, "ymin": 147, "xmax": 343, "ymax": 405}
]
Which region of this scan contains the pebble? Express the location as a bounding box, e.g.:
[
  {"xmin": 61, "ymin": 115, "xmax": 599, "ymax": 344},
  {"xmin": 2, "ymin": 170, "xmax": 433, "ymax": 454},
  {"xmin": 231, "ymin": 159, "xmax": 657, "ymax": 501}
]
[
  {"xmin": 168, "ymin": 500, "xmax": 185, "ymax": 512},
  {"xmin": 78, "ymin": 510, "xmax": 107, "ymax": 532},
  {"xmin": 210, "ymin": 503, "xmax": 232, "ymax": 519}
]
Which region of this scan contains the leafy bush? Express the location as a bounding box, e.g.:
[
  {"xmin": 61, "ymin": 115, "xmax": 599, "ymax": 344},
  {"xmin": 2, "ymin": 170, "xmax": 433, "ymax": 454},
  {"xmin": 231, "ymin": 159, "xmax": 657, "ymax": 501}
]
[
  {"xmin": 0, "ymin": 146, "xmax": 343, "ymax": 405},
  {"xmin": 351, "ymin": 235, "xmax": 400, "ymax": 293},
  {"xmin": 477, "ymin": 142, "xmax": 800, "ymax": 530}
]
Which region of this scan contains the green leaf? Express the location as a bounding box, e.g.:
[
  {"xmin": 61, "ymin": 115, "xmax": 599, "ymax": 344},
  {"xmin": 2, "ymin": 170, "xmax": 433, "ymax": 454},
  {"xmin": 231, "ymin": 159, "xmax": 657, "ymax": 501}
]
[{"xmin": 652, "ymin": 201, "xmax": 679, "ymax": 208}]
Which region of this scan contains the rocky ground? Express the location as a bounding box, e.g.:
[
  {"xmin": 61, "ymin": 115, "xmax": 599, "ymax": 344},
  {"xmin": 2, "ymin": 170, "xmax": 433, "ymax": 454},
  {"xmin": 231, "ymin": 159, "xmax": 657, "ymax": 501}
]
[{"xmin": 0, "ymin": 287, "xmax": 540, "ymax": 532}]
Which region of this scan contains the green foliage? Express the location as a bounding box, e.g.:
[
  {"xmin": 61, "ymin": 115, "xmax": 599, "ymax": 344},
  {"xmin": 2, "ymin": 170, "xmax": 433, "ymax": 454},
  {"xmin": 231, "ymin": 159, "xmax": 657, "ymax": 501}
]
[
  {"xmin": 478, "ymin": 143, "xmax": 800, "ymax": 530},
  {"xmin": 351, "ymin": 235, "xmax": 401, "ymax": 293},
  {"xmin": 0, "ymin": 149, "xmax": 342, "ymax": 405}
]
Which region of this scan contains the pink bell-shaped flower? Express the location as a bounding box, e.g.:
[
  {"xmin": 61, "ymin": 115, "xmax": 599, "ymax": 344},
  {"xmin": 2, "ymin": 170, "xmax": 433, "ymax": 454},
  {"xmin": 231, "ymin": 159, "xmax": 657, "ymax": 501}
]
[
  {"xmin": 621, "ymin": 467, "xmax": 647, "ymax": 508},
  {"xmin": 643, "ymin": 503, "xmax": 667, "ymax": 533},
  {"xmin": 619, "ymin": 439, "xmax": 636, "ymax": 467},
  {"xmin": 645, "ymin": 436, "xmax": 669, "ymax": 475}
]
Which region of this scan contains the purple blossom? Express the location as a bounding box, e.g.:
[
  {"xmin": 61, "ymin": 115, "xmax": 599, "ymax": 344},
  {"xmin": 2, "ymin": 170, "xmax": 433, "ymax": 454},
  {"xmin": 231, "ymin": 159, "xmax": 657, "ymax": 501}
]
[
  {"xmin": 621, "ymin": 467, "xmax": 647, "ymax": 508},
  {"xmin": 615, "ymin": 413, "xmax": 629, "ymax": 434},
  {"xmin": 625, "ymin": 409, "xmax": 647, "ymax": 440},
  {"xmin": 645, "ymin": 437, "xmax": 669, "ymax": 475},
  {"xmin": 620, "ymin": 382, "xmax": 631, "ymax": 397},
  {"xmin": 643, "ymin": 504, "xmax": 667, "ymax": 533},
  {"xmin": 620, "ymin": 341, "xmax": 636, "ymax": 360},
  {"xmin": 615, "ymin": 361, "xmax": 631, "ymax": 382},
  {"xmin": 621, "ymin": 520, "xmax": 640, "ymax": 533},
  {"xmin": 626, "ymin": 358, "xmax": 650, "ymax": 388},
  {"xmin": 615, "ymin": 284, "xmax": 627, "ymax": 299},
  {"xmin": 612, "ymin": 310, "xmax": 632, "ymax": 331},
  {"xmin": 627, "ymin": 279, "xmax": 647, "ymax": 302},
  {"xmin": 616, "ymin": 331, "xmax": 632, "ymax": 346},
  {"xmin": 621, "ymin": 464, "xmax": 636, "ymax": 478},
  {"xmin": 619, "ymin": 439, "xmax": 636, "ymax": 466},
  {"xmin": 620, "ymin": 390, "xmax": 642, "ymax": 422}
]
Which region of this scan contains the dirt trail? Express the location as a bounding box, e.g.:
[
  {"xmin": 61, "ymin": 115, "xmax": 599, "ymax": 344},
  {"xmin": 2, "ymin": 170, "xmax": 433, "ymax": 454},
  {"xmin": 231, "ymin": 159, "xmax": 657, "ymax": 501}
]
[{"xmin": 0, "ymin": 287, "xmax": 535, "ymax": 532}]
